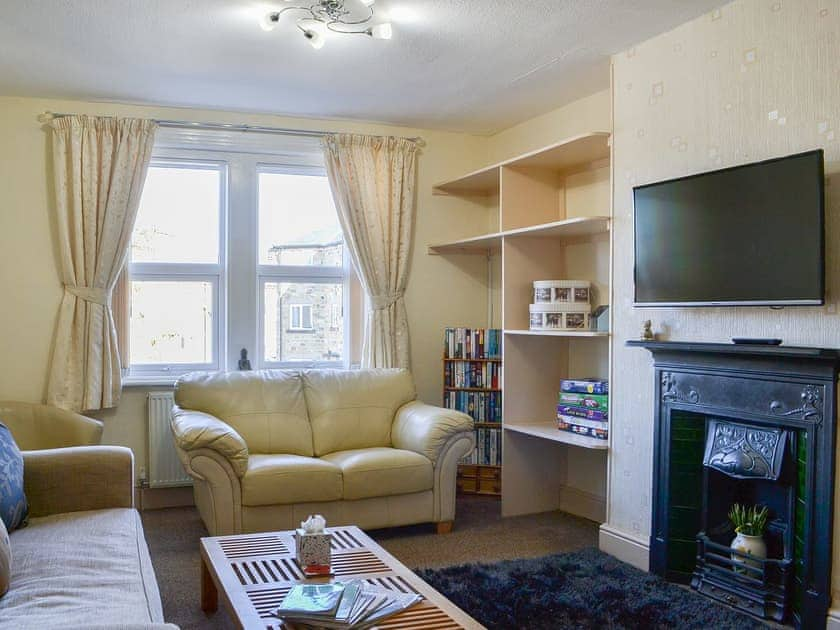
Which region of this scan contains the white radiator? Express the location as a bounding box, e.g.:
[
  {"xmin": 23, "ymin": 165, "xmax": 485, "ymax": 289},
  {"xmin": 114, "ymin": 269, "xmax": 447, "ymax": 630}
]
[{"xmin": 147, "ymin": 391, "xmax": 192, "ymax": 488}]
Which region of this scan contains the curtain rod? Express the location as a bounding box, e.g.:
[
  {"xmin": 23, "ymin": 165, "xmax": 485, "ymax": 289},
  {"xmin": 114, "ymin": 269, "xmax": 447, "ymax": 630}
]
[{"xmin": 38, "ymin": 112, "xmax": 424, "ymax": 145}]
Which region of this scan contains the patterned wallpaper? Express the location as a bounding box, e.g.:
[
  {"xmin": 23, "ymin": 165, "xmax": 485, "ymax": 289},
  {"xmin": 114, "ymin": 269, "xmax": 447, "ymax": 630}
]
[{"xmin": 609, "ymin": 0, "xmax": 839, "ymax": 578}]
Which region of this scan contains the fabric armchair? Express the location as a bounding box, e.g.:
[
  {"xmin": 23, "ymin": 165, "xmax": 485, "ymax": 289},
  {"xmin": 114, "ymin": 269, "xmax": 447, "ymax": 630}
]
[
  {"xmin": 23, "ymin": 446, "xmax": 134, "ymax": 517},
  {"xmin": 0, "ymin": 401, "xmax": 103, "ymax": 450}
]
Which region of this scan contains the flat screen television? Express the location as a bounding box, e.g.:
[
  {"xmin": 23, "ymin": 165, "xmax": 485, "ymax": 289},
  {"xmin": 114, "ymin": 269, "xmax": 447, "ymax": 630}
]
[{"xmin": 633, "ymin": 149, "xmax": 824, "ymax": 307}]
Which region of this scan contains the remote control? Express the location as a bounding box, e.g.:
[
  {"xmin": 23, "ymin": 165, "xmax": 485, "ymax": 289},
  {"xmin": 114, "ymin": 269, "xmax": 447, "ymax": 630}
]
[{"xmin": 731, "ymin": 338, "xmax": 783, "ymax": 346}]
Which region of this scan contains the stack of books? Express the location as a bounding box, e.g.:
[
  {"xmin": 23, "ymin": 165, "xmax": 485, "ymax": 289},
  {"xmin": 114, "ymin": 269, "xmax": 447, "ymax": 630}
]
[
  {"xmin": 274, "ymin": 580, "xmax": 421, "ymax": 629},
  {"xmin": 460, "ymin": 426, "xmax": 502, "ymax": 466},
  {"xmin": 556, "ymin": 378, "xmax": 609, "ymax": 441}
]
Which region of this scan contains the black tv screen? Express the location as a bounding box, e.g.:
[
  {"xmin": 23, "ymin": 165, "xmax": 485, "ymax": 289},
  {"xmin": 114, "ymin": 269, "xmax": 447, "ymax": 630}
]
[{"xmin": 633, "ymin": 150, "xmax": 824, "ymax": 306}]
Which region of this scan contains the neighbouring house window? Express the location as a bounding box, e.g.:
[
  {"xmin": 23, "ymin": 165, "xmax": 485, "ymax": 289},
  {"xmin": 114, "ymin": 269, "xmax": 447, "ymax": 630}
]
[
  {"xmin": 125, "ymin": 130, "xmax": 352, "ymax": 382},
  {"xmin": 289, "ymin": 304, "xmax": 313, "ymax": 331}
]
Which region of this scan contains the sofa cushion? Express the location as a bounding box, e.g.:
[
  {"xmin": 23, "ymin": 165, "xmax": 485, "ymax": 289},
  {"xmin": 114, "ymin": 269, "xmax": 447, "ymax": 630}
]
[
  {"xmin": 302, "ymin": 369, "xmax": 416, "ymax": 456},
  {"xmin": 321, "ymin": 447, "xmax": 433, "ymax": 501},
  {"xmin": 242, "ymin": 455, "xmax": 343, "ymax": 506},
  {"xmin": 0, "ymin": 508, "xmax": 165, "ymax": 626},
  {"xmin": 0, "ymin": 422, "xmax": 27, "ymax": 531},
  {"xmin": 175, "ymin": 370, "xmax": 314, "ymax": 456}
]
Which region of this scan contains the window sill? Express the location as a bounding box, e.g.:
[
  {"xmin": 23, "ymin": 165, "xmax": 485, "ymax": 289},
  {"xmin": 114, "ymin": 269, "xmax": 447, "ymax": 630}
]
[{"xmin": 122, "ymin": 376, "xmax": 178, "ymax": 388}]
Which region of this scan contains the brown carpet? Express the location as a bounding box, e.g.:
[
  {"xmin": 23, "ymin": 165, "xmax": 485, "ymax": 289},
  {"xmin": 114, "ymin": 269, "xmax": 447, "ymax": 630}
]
[{"xmin": 140, "ymin": 495, "xmax": 598, "ymax": 629}]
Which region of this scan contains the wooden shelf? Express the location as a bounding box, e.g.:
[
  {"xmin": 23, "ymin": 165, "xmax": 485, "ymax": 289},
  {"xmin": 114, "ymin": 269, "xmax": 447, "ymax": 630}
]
[
  {"xmin": 444, "ymin": 387, "xmax": 501, "ymax": 392},
  {"xmin": 432, "ymin": 131, "xmax": 610, "ymax": 196},
  {"xmin": 443, "ymin": 357, "xmax": 502, "ymax": 362},
  {"xmin": 504, "ymin": 422, "xmax": 609, "ymax": 450},
  {"xmin": 474, "ymin": 422, "xmax": 502, "ymax": 428},
  {"xmin": 428, "ymin": 216, "xmax": 610, "ymax": 255},
  {"xmin": 504, "ymin": 329, "xmax": 610, "ymax": 338}
]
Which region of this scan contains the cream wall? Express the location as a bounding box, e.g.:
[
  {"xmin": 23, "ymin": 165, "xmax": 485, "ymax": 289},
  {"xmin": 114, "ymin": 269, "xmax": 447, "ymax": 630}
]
[
  {"xmin": 606, "ymin": 0, "xmax": 840, "ymax": 598},
  {"xmin": 0, "ymin": 96, "xmax": 491, "ymax": 473}
]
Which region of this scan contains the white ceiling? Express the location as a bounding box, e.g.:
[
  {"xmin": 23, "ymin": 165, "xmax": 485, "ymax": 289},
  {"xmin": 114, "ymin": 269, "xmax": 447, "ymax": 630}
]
[{"xmin": 0, "ymin": 0, "xmax": 728, "ymax": 134}]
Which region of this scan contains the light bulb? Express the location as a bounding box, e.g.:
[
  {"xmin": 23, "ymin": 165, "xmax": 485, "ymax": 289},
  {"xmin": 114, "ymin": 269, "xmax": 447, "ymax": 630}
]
[
  {"xmin": 260, "ymin": 11, "xmax": 279, "ymax": 31},
  {"xmin": 306, "ymin": 30, "xmax": 326, "ymax": 49},
  {"xmin": 297, "ymin": 18, "xmax": 327, "ymax": 35},
  {"xmin": 369, "ymin": 22, "xmax": 392, "ymax": 40}
]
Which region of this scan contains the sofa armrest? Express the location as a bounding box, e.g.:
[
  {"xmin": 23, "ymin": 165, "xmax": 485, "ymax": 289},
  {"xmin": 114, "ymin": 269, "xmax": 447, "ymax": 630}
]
[
  {"xmin": 171, "ymin": 406, "xmax": 249, "ymax": 478},
  {"xmin": 392, "ymin": 401, "xmax": 474, "ymax": 464},
  {"xmin": 23, "ymin": 446, "xmax": 134, "ymax": 517}
]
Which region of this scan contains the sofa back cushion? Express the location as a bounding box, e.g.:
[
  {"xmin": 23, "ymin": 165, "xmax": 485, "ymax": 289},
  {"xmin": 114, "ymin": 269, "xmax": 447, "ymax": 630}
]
[
  {"xmin": 175, "ymin": 370, "xmax": 313, "ymax": 456},
  {"xmin": 302, "ymin": 369, "xmax": 416, "ymax": 456}
]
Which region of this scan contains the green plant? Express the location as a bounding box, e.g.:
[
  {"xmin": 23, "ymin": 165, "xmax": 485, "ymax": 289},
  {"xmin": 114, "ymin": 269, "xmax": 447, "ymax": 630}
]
[{"xmin": 728, "ymin": 503, "xmax": 769, "ymax": 536}]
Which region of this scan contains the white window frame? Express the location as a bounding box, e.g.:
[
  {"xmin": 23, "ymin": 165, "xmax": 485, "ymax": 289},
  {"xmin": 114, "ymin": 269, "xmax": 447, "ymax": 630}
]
[
  {"xmin": 127, "ymin": 159, "xmax": 227, "ymax": 380},
  {"xmin": 124, "ymin": 130, "xmax": 352, "ymax": 384},
  {"xmin": 256, "ymin": 164, "xmax": 351, "ymax": 370}
]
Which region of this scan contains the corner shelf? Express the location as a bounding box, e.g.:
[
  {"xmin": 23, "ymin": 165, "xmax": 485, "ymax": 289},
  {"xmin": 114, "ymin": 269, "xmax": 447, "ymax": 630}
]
[
  {"xmin": 428, "ymin": 216, "xmax": 610, "ymax": 255},
  {"xmin": 504, "ymin": 422, "xmax": 609, "ymax": 450}
]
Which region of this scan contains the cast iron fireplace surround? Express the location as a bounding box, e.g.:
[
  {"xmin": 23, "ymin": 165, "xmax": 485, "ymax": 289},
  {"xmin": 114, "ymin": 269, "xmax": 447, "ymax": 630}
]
[{"xmin": 629, "ymin": 341, "xmax": 840, "ymax": 628}]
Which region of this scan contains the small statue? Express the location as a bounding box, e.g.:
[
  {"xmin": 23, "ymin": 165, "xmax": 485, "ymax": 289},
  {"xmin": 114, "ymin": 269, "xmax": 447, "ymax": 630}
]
[
  {"xmin": 238, "ymin": 348, "xmax": 252, "ymax": 371},
  {"xmin": 641, "ymin": 320, "xmax": 655, "ymax": 341}
]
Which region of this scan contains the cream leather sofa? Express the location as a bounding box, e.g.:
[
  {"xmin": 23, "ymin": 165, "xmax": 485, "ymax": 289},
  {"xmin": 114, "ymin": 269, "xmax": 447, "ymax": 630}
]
[{"xmin": 170, "ymin": 369, "xmax": 474, "ymax": 536}]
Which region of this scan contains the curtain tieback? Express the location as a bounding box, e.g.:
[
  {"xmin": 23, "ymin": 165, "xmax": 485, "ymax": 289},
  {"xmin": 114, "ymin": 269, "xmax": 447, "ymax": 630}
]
[
  {"xmin": 65, "ymin": 285, "xmax": 110, "ymax": 306},
  {"xmin": 370, "ymin": 292, "xmax": 403, "ymax": 310}
]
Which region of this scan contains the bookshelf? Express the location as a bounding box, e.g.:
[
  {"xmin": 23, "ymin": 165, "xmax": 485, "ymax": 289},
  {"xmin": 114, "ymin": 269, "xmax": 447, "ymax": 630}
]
[
  {"xmin": 430, "ymin": 131, "xmax": 612, "ymax": 522},
  {"xmin": 443, "ymin": 328, "xmax": 502, "ymax": 497}
]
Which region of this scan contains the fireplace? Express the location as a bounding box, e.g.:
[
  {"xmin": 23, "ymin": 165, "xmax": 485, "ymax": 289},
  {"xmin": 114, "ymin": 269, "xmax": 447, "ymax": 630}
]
[{"xmin": 629, "ymin": 341, "xmax": 840, "ymax": 628}]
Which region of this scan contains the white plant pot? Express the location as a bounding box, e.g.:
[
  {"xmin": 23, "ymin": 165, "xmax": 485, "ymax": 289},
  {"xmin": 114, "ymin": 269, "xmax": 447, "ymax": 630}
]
[{"xmin": 731, "ymin": 532, "xmax": 767, "ymax": 573}]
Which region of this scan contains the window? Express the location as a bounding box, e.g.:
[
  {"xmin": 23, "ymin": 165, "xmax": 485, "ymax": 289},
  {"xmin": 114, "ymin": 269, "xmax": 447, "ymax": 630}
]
[
  {"xmin": 125, "ymin": 131, "xmax": 351, "ymax": 382},
  {"xmin": 258, "ymin": 169, "xmax": 347, "ymax": 367},
  {"xmin": 289, "ymin": 304, "xmax": 313, "ymax": 331},
  {"xmin": 128, "ymin": 162, "xmax": 225, "ymax": 376}
]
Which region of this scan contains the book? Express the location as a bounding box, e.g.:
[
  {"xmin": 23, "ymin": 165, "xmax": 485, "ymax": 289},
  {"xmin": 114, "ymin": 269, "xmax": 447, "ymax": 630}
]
[
  {"xmin": 560, "ymin": 378, "xmax": 609, "ymax": 395},
  {"xmin": 558, "ymin": 420, "xmax": 608, "ymax": 440},
  {"xmin": 557, "ymin": 404, "xmax": 608, "ymax": 421},
  {"xmin": 557, "ymin": 415, "xmax": 608, "ymax": 430},
  {"xmin": 558, "ymin": 391, "xmax": 609, "ymax": 411}
]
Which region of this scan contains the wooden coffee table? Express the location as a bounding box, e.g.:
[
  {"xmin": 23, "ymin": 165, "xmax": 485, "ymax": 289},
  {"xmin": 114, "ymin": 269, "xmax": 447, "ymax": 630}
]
[{"xmin": 200, "ymin": 525, "xmax": 483, "ymax": 629}]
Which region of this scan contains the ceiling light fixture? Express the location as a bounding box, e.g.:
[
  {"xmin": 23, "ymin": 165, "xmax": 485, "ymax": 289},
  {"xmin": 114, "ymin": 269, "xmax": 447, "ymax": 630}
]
[{"xmin": 260, "ymin": 0, "xmax": 393, "ymax": 49}]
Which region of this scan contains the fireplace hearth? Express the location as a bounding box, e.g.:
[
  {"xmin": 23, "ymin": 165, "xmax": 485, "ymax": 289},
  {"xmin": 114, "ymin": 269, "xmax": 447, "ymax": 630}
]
[{"xmin": 629, "ymin": 341, "xmax": 840, "ymax": 629}]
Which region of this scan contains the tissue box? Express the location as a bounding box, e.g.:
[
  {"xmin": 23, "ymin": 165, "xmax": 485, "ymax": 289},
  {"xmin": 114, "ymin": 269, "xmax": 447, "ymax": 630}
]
[{"xmin": 294, "ymin": 529, "xmax": 332, "ymax": 576}]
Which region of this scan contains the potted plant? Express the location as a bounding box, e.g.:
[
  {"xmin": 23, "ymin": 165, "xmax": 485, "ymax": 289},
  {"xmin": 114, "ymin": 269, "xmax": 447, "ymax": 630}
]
[{"xmin": 728, "ymin": 503, "xmax": 769, "ymax": 572}]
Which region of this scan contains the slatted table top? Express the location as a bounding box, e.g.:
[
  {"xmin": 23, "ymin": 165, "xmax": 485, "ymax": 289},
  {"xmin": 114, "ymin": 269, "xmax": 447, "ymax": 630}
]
[{"xmin": 200, "ymin": 525, "xmax": 484, "ymax": 630}]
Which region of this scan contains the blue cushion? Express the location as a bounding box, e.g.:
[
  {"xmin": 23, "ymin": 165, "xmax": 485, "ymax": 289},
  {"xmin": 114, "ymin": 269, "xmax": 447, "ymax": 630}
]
[{"xmin": 0, "ymin": 422, "xmax": 27, "ymax": 531}]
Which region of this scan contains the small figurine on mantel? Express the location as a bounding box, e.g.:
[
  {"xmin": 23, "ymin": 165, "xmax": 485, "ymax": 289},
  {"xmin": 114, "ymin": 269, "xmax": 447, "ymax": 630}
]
[
  {"xmin": 641, "ymin": 320, "xmax": 655, "ymax": 341},
  {"xmin": 238, "ymin": 348, "xmax": 252, "ymax": 371}
]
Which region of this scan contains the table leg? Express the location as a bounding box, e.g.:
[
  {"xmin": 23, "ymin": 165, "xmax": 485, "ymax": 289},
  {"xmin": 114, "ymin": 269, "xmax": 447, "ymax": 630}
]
[{"xmin": 201, "ymin": 555, "xmax": 218, "ymax": 612}]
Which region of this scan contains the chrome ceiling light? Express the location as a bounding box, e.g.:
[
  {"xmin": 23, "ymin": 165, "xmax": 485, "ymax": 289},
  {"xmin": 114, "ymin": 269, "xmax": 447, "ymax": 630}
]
[{"xmin": 260, "ymin": 0, "xmax": 393, "ymax": 49}]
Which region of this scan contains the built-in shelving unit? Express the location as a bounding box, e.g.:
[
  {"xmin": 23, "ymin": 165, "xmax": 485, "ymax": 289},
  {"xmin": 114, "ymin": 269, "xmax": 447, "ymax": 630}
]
[{"xmin": 429, "ymin": 130, "xmax": 612, "ymax": 523}]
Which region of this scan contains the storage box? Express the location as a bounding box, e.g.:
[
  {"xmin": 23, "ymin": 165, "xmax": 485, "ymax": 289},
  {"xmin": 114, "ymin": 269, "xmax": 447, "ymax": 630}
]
[
  {"xmin": 529, "ymin": 303, "xmax": 590, "ymax": 331},
  {"xmin": 533, "ymin": 280, "xmax": 591, "ymax": 307}
]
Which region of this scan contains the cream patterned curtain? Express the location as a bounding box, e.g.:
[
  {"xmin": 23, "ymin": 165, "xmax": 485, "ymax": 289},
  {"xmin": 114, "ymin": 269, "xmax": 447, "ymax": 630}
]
[
  {"xmin": 46, "ymin": 116, "xmax": 157, "ymax": 411},
  {"xmin": 322, "ymin": 134, "xmax": 419, "ymax": 369}
]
